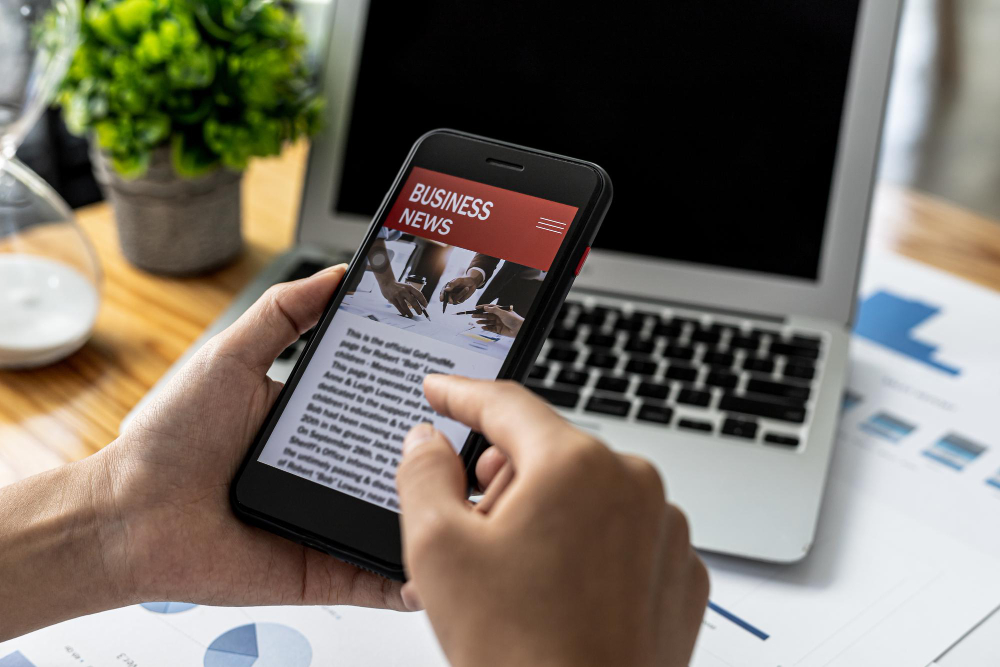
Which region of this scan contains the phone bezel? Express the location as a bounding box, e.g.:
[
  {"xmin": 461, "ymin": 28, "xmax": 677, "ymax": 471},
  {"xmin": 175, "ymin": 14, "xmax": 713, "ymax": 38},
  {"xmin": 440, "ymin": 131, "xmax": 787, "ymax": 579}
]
[{"xmin": 231, "ymin": 129, "xmax": 611, "ymax": 579}]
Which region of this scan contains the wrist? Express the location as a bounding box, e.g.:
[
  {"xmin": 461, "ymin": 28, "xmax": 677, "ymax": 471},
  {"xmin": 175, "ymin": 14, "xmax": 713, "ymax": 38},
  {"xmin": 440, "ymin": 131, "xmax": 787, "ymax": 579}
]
[
  {"xmin": 86, "ymin": 444, "xmax": 140, "ymax": 607},
  {"xmin": 0, "ymin": 451, "xmax": 134, "ymax": 640}
]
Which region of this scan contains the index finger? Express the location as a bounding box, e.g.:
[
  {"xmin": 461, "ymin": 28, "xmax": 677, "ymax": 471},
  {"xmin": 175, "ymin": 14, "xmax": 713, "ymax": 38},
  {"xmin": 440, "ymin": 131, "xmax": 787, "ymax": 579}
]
[
  {"xmin": 405, "ymin": 285, "xmax": 429, "ymax": 308},
  {"xmin": 423, "ymin": 375, "xmax": 581, "ymax": 467}
]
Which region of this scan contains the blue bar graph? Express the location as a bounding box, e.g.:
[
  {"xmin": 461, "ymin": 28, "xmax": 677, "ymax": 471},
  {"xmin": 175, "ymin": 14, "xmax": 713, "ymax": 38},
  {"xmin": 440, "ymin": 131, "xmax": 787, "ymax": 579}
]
[
  {"xmin": 923, "ymin": 433, "xmax": 987, "ymax": 471},
  {"xmin": 860, "ymin": 412, "xmax": 916, "ymax": 443},
  {"xmin": 854, "ymin": 291, "xmax": 960, "ymax": 376}
]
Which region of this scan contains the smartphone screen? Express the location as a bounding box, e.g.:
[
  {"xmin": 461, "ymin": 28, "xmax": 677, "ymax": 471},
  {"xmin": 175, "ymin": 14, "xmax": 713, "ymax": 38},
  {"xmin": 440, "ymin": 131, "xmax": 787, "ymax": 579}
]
[{"xmin": 255, "ymin": 166, "xmax": 580, "ymax": 512}]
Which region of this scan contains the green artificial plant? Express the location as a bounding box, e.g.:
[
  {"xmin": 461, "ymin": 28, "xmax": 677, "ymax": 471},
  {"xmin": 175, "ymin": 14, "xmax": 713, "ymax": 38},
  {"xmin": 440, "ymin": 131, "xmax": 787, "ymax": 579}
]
[{"xmin": 55, "ymin": 0, "xmax": 322, "ymax": 178}]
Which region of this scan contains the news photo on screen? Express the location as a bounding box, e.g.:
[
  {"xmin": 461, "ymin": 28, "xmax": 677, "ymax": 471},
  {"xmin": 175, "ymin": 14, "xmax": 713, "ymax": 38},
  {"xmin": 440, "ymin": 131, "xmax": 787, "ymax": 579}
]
[{"xmin": 257, "ymin": 167, "xmax": 579, "ymax": 511}]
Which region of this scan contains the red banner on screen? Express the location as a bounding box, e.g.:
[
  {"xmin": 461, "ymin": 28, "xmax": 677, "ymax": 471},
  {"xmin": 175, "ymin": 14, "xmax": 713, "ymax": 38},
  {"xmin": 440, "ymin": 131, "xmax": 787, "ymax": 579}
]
[{"xmin": 383, "ymin": 167, "xmax": 579, "ymax": 271}]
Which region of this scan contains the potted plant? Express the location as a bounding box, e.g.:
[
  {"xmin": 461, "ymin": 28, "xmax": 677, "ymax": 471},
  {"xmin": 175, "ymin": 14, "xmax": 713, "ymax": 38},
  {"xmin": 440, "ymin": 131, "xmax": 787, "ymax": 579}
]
[{"xmin": 54, "ymin": 0, "xmax": 322, "ymax": 275}]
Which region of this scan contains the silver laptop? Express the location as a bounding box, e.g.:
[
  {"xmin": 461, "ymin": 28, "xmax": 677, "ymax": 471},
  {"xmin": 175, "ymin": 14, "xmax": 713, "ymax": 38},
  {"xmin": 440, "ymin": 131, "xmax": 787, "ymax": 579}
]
[{"xmin": 127, "ymin": 0, "xmax": 902, "ymax": 563}]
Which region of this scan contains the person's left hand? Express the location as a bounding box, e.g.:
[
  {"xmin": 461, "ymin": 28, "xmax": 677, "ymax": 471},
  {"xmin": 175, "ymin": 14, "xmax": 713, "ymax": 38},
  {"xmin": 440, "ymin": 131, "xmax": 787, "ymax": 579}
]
[
  {"xmin": 472, "ymin": 304, "xmax": 524, "ymax": 337},
  {"xmin": 92, "ymin": 265, "xmax": 405, "ymax": 610}
]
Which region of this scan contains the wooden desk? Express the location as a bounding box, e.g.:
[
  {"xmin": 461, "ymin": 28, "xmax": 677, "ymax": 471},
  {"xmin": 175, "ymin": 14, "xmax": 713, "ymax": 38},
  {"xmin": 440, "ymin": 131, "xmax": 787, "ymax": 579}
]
[{"xmin": 2, "ymin": 143, "xmax": 1000, "ymax": 484}]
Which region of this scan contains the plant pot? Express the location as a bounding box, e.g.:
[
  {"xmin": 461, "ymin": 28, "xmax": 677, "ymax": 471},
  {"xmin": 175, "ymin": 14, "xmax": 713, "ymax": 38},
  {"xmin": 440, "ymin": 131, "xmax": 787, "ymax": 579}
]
[{"xmin": 91, "ymin": 144, "xmax": 243, "ymax": 276}]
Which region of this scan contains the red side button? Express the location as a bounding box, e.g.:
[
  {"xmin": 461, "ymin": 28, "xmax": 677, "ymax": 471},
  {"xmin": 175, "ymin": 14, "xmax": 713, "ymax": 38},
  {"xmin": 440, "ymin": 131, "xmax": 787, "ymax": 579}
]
[{"xmin": 575, "ymin": 246, "xmax": 591, "ymax": 276}]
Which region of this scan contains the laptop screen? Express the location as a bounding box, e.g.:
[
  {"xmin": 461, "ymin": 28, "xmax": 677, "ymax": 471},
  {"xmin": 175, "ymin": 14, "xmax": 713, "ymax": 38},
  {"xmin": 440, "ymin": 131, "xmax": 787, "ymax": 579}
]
[{"xmin": 333, "ymin": 1, "xmax": 862, "ymax": 281}]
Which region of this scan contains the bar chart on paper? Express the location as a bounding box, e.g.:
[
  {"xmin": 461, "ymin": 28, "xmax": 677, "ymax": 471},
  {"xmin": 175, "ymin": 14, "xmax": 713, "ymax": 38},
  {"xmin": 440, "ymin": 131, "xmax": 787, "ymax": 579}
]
[
  {"xmin": 859, "ymin": 411, "xmax": 916, "ymax": 443},
  {"xmin": 923, "ymin": 433, "xmax": 988, "ymax": 471},
  {"xmin": 854, "ymin": 291, "xmax": 960, "ymax": 376}
]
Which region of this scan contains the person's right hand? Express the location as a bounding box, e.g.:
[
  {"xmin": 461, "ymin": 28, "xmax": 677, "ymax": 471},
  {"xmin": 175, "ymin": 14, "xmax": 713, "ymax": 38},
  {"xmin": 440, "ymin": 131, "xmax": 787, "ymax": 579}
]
[
  {"xmin": 379, "ymin": 280, "xmax": 429, "ymax": 318},
  {"xmin": 471, "ymin": 304, "xmax": 524, "ymax": 337},
  {"xmin": 396, "ymin": 376, "xmax": 709, "ymax": 667},
  {"xmin": 438, "ymin": 274, "xmax": 480, "ymax": 306}
]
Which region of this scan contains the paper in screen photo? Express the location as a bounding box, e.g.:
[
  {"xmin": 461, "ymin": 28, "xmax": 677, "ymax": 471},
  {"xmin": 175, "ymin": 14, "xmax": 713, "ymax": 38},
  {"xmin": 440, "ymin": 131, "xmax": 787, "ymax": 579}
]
[{"xmin": 256, "ymin": 167, "xmax": 579, "ymax": 511}]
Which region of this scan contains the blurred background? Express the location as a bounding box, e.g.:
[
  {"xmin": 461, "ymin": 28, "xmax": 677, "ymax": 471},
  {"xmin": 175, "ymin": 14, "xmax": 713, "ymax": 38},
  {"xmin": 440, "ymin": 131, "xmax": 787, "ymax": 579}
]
[{"xmin": 19, "ymin": 0, "xmax": 1000, "ymax": 225}]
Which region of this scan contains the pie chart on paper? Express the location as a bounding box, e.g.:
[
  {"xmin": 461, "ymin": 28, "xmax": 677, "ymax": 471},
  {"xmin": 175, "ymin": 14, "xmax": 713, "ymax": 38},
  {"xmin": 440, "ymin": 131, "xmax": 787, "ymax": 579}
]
[{"xmin": 203, "ymin": 623, "xmax": 312, "ymax": 667}]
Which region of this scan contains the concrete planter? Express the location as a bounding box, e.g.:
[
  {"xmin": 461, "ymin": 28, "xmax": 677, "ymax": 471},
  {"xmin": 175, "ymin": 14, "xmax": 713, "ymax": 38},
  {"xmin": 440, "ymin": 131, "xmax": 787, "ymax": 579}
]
[{"xmin": 91, "ymin": 144, "xmax": 243, "ymax": 275}]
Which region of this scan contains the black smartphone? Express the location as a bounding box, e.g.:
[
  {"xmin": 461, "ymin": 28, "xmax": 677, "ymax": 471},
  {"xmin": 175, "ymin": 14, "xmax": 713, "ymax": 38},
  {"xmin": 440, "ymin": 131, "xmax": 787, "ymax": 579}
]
[{"xmin": 231, "ymin": 129, "xmax": 611, "ymax": 580}]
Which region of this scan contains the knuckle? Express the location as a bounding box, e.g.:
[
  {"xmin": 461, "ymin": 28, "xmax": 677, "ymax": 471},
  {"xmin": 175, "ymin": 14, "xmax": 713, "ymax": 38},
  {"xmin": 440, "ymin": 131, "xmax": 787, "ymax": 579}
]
[{"xmin": 631, "ymin": 457, "xmax": 665, "ymax": 500}]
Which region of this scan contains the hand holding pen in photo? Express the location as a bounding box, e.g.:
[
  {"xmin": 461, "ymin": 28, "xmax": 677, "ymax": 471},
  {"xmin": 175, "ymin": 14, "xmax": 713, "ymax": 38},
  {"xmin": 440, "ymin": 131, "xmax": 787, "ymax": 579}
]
[{"xmin": 472, "ymin": 304, "xmax": 524, "ymax": 337}]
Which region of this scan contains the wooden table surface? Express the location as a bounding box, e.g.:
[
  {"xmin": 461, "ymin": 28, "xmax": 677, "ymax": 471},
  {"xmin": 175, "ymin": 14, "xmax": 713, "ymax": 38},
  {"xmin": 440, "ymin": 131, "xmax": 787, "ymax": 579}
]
[{"xmin": 2, "ymin": 142, "xmax": 1000, "ymax": 485}]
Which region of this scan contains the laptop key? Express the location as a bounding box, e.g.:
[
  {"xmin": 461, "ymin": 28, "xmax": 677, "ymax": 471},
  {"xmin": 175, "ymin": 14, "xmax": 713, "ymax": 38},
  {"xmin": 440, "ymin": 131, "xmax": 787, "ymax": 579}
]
[
  {"xmin": 783, "ymin": 363, "xmax": 816, "ymax": 381},
  {"xmin": 636, "ymin": 381, "xmax": 671, "ymax": 400},
  {"xmin": 788, "ymin": 333, "xmax": 822, "ymax": 349},
  {"xmin": 546, "ymin": 346, "xmax": 578, "ymax": 363},
  {"xmin": 702, "ymin": 351, "xmax": 735, "ymax": 368},
  {"xmin": 556, "ymin": 369, "xmax": 590, "ymax": 386},
  {"xmin": 719, "ymin": 394, "xmax": 806, "ymax": 423},
  {"xmin": 743, "ymin": 357, "xmax": 775, "ymax": 374},
  {"xmin": 705, "ymin": 370, "xmax": 738, "ymax": 389},
  {"xmin": 614, "ymin": 314, "xmax": 648, "ymax": 331},
  {"xmin": 586, "ymin": 332, "xmax": 618, "ymax": 349},
  {"xmin": 624, "ymin": 335, "xmax": 655, "ymax": 354},
  {"xmin": 691, "ymin": 328, "xmax": 721, "ymax": 344},
  {"xmin": 729, "ymin": 335, "xmax": 760, "ymax": 351},
  {"xmin": 596, "ymin": 375, "xmax": 630, "ymax": 393},
  {"xmin": 625, "ymin": 357, "xmax": 658, "ymax": 376},
  {"xmin": 676, "ymin": 388, "xmax": 712, "ymax": 408},
  {"xmin": 637, "ymin": 403, "xmax": 673, "ymax": 424},
  {"xmin": 585, "ymin": 351, "xmax": 618, "ymax": 369},
  {"xmin": 769, "ymin": 341, "xmax": 820, "ymax": 360},
  {"xmin": 746, "ymin": 378, "xmax": 812, "ymax": 402},
  {"xmin": 663, "ymin": 344, "xmax": 696, "ymax": 361},
  {"xmin": 526, "ymin": 383, "xmax": 580, "ymax": 408},
  {"xmin": 653, "ymin": 320, "xmax": 684, "ymax": 338},
  {"xmin": 549, "ymin": 326, "xmax": 578, "ymax": 342},
  {"xmin": 721, "ymin": 417, "xmax": 758, "ymax": 439},
  {"xmin": 764, "ymin": 433, "xmax": 800, "ymax": 447},
  {"xmin": 585, "ymin": 396, "xmax": 631, "ymax": 417},
  {"xmin": 665, "ymin": 364, "xmax": 698, "ymax": 382},
  {"xmin": 528, "ymin": 364, "xmax": 550, "ymax": 380},
  {"xmin": 678, "ymin": 418, "xmax": 713, "ymax": 433},
  {"xmin": 577, "ymin": 308, "xmax": 609, "ymax": 326}
]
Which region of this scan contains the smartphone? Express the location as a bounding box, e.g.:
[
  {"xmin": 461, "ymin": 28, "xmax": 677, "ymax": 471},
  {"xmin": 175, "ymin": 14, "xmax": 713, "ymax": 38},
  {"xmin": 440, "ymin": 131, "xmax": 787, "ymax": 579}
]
[{"xmin": 231, "ymin": 129, "xmax": 611, "ymax": 580}]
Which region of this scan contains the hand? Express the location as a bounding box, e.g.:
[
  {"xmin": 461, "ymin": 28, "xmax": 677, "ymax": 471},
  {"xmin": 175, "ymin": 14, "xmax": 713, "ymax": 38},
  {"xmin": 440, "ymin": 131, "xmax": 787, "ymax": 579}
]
[
  {"xmin": 439, "ymin": 274, "xmax": 480, "ymax": 306},
  {"xmin": 472, "ymin": 304, "xmax": 523, "ymax": 337},
  {"xmin": 396, "ymin": 377, "xmax": 709, "ymax": 667},
  {"xmin": 379, "ymin": 280, "xmax": 429, "ymax": 318},
  {"xmin": 92, "ymin": 265, "xmax": 405, "ymax": 610}
]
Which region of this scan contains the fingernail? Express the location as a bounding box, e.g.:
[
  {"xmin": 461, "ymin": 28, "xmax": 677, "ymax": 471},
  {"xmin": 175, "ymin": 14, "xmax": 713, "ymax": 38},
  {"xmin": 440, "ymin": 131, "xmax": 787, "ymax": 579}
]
[
  {"xmin": 403, "ymin": 422, "xmax": 435, "ymax": 455},
  {"xmin": 317, "ymin": 263, "xmax": 347, "ymax": 277},
  {"xmin": 401, "ymin": 582, "xmax": 424, "ymax": 611}
]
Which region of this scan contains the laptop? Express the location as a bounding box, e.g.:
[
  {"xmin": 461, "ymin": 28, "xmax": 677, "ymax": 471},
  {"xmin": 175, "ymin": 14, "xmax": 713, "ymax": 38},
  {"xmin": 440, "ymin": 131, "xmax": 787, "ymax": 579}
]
[{"xmin": 126, "ymin": 0, "xmax": 902, "ymax": 562}]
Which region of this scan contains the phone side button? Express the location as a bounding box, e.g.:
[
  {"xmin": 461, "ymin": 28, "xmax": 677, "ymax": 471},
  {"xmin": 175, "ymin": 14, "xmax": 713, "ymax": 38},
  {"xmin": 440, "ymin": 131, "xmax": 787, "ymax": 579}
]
[{"xmin": 575, "ymin": 246, "xmax": 592, "ymax": 276}]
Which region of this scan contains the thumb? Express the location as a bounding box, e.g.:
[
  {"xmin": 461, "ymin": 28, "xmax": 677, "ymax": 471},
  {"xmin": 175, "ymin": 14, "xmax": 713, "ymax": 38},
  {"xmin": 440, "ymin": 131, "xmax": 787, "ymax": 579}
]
[
  {"xmin": 216, "ymin": 264, "xmax": 346, "ymax": 372},
  {"xmin": 397, "ymin": 422, "xmax": 470, "ymax": 558}
]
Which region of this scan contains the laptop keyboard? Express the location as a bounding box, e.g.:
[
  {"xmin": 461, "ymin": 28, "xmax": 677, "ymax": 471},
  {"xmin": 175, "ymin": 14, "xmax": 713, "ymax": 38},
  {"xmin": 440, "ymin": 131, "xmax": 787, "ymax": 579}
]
[
  {"xmin": 271, "ymin": 263, "xmax": 822, "ymax": 450},
  {"xmin": 527, "ymin": 298, "xmax": 826, "ymax": 449}
]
